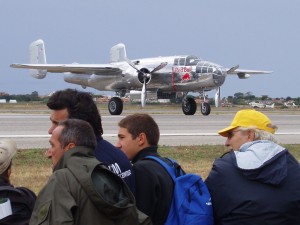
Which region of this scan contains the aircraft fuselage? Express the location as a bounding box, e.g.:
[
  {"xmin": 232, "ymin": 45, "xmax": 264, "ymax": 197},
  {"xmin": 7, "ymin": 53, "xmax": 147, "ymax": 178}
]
[{"xmin": 64, "ymin": 55, "xmax": 226, "ymax": 94}]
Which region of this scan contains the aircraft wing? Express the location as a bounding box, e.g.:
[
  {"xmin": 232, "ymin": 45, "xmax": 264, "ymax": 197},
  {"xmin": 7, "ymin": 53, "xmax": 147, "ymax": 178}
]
[
  {"xmin": 227, "ymin": 69, "xmax": 272, "ymax": 75},
  {"xmin": 225, "ymin": 65, "xmax": 272, "ymax": 79},
  {"xmin": 10, "ymin": 63, "xmax": 122, "ymax": 75}
]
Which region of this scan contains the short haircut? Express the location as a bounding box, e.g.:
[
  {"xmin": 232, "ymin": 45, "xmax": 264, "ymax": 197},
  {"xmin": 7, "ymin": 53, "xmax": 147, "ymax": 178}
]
[
  {"xmin": 58, "ymin": 119, "xmax": 97, "ymax": 149},
  {"xmin": 118, "ymin": 113, "xmax": 160, "ymax": 146},
  {"xmin": 47, "ymin": 89, "xmax": 103, "ymax": 136}
]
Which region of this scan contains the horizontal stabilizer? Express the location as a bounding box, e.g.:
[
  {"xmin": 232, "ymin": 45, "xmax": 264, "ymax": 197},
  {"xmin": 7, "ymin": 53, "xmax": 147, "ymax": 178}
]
[{"xmin": 10, "ymin": 63, "xmax": 122, "ymax": 74}]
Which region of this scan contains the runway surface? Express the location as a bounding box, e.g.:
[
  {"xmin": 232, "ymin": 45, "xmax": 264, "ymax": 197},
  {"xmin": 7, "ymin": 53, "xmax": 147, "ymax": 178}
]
[{"xmin": 1, "ymin": 112, "xmax": 300, "ymax": 149}]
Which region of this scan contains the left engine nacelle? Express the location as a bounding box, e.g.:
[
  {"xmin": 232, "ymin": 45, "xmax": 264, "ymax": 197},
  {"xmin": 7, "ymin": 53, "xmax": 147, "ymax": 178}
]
[{"xmin": 137, "ymin": 68, "xmax": 151, "ymax": 84}]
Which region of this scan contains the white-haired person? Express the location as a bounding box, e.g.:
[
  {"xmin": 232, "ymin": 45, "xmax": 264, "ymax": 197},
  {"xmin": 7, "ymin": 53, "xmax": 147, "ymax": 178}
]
[
  {"xmin": 0, "ymin": 139, "xmax": 36, "ymax": 225},
  {"xmin": 205, "ymin": 109, "xmax": 300, "ymax": 225}
]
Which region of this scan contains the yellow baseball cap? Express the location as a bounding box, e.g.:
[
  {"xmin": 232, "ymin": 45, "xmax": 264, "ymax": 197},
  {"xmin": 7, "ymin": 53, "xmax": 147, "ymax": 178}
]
[{"xmin": 218, "ymin": 109, "xmax": 276, "ymax": 137}]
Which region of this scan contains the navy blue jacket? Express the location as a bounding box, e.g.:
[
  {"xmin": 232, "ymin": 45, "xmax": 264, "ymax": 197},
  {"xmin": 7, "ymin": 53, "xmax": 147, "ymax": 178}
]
[
  {"xmin": 206, "ymin": 142, "xmax": 300, "ymax": 225},
  {"xmin": 94, "ymin": 137, "xmax": 135, "ymax": 194}
]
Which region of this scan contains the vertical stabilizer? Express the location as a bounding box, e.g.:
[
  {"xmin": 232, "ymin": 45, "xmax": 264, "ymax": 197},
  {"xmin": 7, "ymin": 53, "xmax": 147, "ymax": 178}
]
[
  {"xmin": 29, "ymin": 39, "xmax": 47, "ymax": 79},
  {"xmin": 110, "ymin": 43, "xmax": 127, "ymax": 62}
]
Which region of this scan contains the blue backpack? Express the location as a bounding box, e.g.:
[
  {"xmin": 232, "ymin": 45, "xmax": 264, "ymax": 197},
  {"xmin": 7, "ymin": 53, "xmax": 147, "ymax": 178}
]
[{"xmin": 145, "ymin": 156, "xmax": 214, "ymax": 225}]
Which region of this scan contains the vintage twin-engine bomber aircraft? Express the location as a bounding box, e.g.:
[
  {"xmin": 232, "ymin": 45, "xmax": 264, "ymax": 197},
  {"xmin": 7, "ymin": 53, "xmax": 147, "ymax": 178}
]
[{"xmin": 11, "ymin": 39, "xmax": 272, "ymax": 116}]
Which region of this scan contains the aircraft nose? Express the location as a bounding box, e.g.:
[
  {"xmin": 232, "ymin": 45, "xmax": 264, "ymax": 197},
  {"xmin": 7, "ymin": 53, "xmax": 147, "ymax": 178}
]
[
  {"xmin": 196, "ymin": 61, "xmax": 226, "ymax": 85},
  {"xmin": 212, "ymin": 69, "xmax": 226, "ymax": 86}
]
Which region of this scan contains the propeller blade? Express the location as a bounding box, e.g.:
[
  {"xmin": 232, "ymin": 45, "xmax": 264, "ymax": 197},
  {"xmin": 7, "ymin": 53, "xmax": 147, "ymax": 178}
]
[
  {"xmin": 125, "ymin": 58, "xmax": 141, "ymax": 73},
  {"xmin": 227, "ymin": 65, "xmax": 239, "ymax": 73},
  {"xmin": 215, "ymin": 87, "xmax": 220, "ymax": 107},
  {"xmin": 150, "ymin": 62, "xmax": 168, "ymax": 73},
  {"xmin": 141, "ymin": 80, "xmax": 146, "ymax": 107}
]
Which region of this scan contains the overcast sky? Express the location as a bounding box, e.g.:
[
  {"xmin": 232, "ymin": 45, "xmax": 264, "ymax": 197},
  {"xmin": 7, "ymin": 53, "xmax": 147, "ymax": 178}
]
[{"xmin": 1, "ymin": 0, "xmax": 299, "ymax": 98}]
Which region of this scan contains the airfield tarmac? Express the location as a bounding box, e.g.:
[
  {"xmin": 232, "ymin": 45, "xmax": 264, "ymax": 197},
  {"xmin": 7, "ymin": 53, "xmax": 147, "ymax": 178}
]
[{"xmin": 0, "ymin": 108, "xmax": 300, "ymax": 149}]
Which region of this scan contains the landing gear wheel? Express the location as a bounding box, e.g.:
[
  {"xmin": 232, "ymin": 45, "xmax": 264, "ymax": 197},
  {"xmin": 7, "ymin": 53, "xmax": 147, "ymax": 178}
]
[
  {"xmin": 201, "ymin": 102, "xmax": 211, "ymax": 116},
  {"xmin": 108, "ymin": 97, "xmax": 123, "ymax": 115},
  {"xmin": 182, "ymin": 98, "xmax": 197, "ymax": 115}
]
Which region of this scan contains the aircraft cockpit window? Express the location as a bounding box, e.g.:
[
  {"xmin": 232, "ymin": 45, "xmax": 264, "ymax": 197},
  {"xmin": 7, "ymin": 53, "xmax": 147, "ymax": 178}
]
[
  {"xmin": 216, "ymin": 68, "xmax": 222, "ymax": 75},
  {"xmin": 196, "ymin": 64, "xmax": 223, "ymax": 74},
  {"xmin": 179, "ymin": 58, "xmax": 185, "ymax": 66},
  {"xmin": 174, "ymin": 58, "xmax": 179, "ymax": 66},
  {"xmin": 185, "ymin": 55, "xmax": 200, "ymax": 66},
  {"xmin": 201, "ymin": 67, "xmax": 208, "ymax": 73}
]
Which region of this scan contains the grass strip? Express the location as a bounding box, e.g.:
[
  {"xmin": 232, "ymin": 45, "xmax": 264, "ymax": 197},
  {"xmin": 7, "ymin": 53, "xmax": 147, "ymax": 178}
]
[{"xmin": 10, "ymin": 144, "xmax": 300, "ymax": 195}]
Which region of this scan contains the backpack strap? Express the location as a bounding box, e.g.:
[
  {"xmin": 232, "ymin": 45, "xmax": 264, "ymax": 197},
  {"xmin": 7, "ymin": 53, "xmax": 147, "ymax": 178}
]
[
  {"xmin": 144, "ymin": 156, "xmax": 185, "ymax": 180},
  {"xmin": 0, "ymin": 186, "xmax": 23, "ymax": 194}
]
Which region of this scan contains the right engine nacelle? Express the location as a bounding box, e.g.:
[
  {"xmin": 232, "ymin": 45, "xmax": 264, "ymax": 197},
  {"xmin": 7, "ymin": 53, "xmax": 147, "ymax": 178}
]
[
  {"xmin": 237, "ymin": 73, "xmax": 251, "ymax": 79},
  {"xmin": 137, "ymin": 68, "xmax": 151, "ymax": 84}
]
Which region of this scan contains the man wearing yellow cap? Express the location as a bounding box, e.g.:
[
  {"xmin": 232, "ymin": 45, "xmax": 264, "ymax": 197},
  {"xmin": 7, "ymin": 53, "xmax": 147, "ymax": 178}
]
[{"xmin": 205, "ymin": 109, "xmax": 300, "ymax": 225}]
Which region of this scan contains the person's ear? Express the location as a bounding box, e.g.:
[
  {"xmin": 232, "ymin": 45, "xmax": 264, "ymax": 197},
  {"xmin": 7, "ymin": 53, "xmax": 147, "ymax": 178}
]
[
  {"xmin": 248, "ymin": 130, "xmax": 255, "ymax": 141},
  {"xmin": 138, "ymin": 132, "xmax": 147, "ymax": 146},
  {"xmin": 64, "ymin": 142, "xmax": 76, "ymax": 151}
]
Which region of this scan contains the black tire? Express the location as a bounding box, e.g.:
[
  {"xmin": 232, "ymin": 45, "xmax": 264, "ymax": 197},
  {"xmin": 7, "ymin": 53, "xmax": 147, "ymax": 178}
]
[
  {"xmin": 201, "ymin": 102, "xmax": 211, "ymax": 116},
  {"xmin": 108, "ymin": 97, "xmax": 123, "ymax": 115},
  {"xmin": 182, "ymin": 98, "xmax": 197, "ymax": 115}
]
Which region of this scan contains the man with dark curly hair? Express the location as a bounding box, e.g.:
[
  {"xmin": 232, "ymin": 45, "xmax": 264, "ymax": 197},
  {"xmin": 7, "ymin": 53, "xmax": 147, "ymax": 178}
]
[{"xmin": 46, "ymin": 89, "xmax": 135, "ymax": 193}]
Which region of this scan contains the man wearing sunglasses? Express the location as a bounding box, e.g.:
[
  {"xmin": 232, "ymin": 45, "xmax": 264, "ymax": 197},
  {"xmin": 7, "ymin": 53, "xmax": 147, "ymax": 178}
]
[{"xmin": 205, "ymin": 109, "xmax": 300, "ymax": 225}]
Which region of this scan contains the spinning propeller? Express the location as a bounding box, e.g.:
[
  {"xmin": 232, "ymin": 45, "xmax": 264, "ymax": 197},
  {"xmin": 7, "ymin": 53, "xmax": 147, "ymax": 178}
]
[{"xmin": 125, "ymin": 58, "xmax": 167, "ymax": 107}]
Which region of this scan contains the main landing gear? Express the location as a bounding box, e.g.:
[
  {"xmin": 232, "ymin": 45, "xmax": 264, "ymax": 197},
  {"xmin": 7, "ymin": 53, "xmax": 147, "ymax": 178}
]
[
  {"xmin": 107, "ymin": 93, "xmax": 212, "ymax": 116},
  {"xmin": 181, "ymin": 93, "xmax": 211, "ymax": 116},
  {"xmin": 108, "ymin": 97, "xmax": 123, "ymax": 115}
]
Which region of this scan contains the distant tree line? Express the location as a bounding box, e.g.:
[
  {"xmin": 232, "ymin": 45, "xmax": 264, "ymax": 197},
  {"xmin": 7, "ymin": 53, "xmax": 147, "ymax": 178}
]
[
  {"xmin": 213, "ymin": 92, "xmax": 300, "ymax": 107},
  {"xmin": 0, "ymin": 91, "xmax": 105, "ymax": 103},
  {"xmin": 0, "ymin": 91, "xmax": 41, "ymax": 102},
  {"xmin": 0, "ymin": 91, "xmax": 299, "ymax": 106}
]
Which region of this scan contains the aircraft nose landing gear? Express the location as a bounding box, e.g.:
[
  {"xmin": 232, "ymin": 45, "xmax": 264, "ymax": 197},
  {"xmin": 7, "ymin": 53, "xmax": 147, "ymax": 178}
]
[{"xmin": 200, "ymin": 102, "xmax": 211, "ymax": 116}]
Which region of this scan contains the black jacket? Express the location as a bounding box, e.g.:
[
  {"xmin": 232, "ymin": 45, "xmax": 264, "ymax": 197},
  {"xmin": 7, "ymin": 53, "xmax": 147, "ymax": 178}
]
[
  {"xmin": 132, "ymin": 146, "xmax": 173, "ymax": 225},
  {"xmin": 0, "ymin": 179, "xmax": 36, "ymax": 225},
  {"xmin": 206, "ymin": 141, "xmax": 300, "ymax": 225}
]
